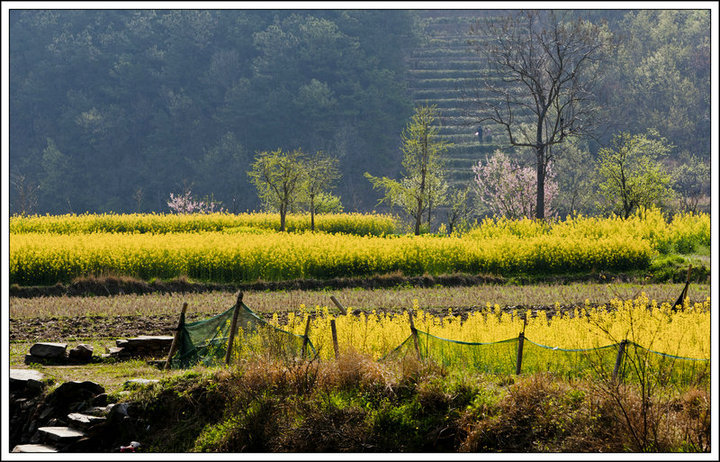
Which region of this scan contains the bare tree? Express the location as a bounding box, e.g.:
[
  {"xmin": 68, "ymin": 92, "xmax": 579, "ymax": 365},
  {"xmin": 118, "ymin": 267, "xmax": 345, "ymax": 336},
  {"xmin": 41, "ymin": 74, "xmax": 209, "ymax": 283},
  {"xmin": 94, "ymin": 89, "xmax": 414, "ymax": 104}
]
[
  {"xmin": 466, "ymin": 10, "xmax": 611, "ymax": 219},
  {"xmin": 305, "ymin": 151, "xmax": 341, "ymax": 232},
  {"xmin": 10, "ymin": 173, "xmax": 39, "ymax": 216}
]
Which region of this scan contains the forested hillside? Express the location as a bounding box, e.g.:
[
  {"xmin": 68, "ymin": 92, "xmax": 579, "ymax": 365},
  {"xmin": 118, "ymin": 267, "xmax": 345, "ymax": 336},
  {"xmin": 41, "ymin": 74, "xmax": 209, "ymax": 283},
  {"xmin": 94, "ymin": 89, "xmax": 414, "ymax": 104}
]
[
  {"xmin": 10, "ymin": 10, "xmax": 419, "ymax": 214},
  {"xmin": 9, "ymin": 9, "xmax": 710, "ymax": 216}
]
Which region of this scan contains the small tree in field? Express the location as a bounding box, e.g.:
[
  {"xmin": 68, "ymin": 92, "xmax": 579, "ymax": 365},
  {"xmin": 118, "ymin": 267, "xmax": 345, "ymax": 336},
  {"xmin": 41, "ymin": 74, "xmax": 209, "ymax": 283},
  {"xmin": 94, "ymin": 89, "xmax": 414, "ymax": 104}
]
[
  {"xmin": 248, "ymin": 148, "xmax": 307, "ymax": 232},
  {"xmin": 167, "ymin": 189, "xmax": 225, "ymax": 214},
  {"xmin": 596, "ymin": 131, "xmax": 674, "ymax": 218},
  {"xmin": 473, "ymin": 150, "xmax": 558, "ymax": 219},
  {"xmin": 365, "ymin": 105, "xmax": 451, "ymax": 235},
  {"xmin": 304, "ymin": 151, "xmax": 341, "ymax": 231}
]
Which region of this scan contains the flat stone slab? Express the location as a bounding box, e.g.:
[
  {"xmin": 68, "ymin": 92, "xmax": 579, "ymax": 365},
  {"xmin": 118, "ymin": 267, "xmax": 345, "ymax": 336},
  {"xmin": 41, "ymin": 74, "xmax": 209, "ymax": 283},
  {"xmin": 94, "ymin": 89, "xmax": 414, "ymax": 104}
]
[
  {"xmin": 10, "ymin": 369, "xmax": 47, "ymax": 394},
  {"xmin": 84, "ymin": 405, "xmax": 113, "ymax": 416},
  {"xmin": 29, "ymin": 343, "xmax": 68, "ymax": 359},
  {"xmin": 10, "ymin": 368, "xmax": 46, "ymax": 384},
  {"xmin": 12, "ymin": 444, "xmax": 58, "ymax": 453},
  {"xmin": 125, "ymin": 336, "xmax": 173, "ymax": 347},
  {"xmin": 38, "ymin": 426, "xmax": 85, "ymax": 442},
  {"xmin": 67, "ymin": 412, "xmax": 107, "ymax": 429}
]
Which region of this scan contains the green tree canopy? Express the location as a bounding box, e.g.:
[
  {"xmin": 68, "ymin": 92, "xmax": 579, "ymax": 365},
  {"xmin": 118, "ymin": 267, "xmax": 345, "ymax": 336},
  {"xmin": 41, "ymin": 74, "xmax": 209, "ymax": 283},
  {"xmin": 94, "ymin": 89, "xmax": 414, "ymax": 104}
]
[
  {"xmin": 596, "ymin": 130, "xmax": 674, "ymax": 218},
  {"xmin": 248, "ymin": 148, "xmax": 307, "ymax": 232}
]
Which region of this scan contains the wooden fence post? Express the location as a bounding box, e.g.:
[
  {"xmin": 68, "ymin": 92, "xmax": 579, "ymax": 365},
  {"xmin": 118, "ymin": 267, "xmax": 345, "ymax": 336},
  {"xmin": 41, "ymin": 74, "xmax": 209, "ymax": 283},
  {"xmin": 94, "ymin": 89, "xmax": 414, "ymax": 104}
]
[
  {"xmin": 301, "ymin": 316, "xmax": 312, "ymax": 358},
  {"xmin": 330, "ymin": 296, "xmax": 347, "ymax": 315},
  {"xmin": 613, "ymin": 339, "xmax": 628, "ymax": 381},
  {"xmin": 164, "ymin": 302, "xmax": 188, "ymax": 370},
  {"xmin": 224, "ymin": 292, "xmax": 244, "ymax": 366},
  {"xmin": 515, "ymin": 312, "xmax": 528, "ymax": 375},
  {"xmin": 672, "ymin": 265, "xmax": 693, "ymax": 312},
  {"xmin": 408, "ymin": 310, "xmax": 421, "ymax": 359},
  {"xmin": 515, "ymin": 332, "xmax": 525, "ymax": 375},
  {"xmin": 330, "ymin": 319, "xmax": 340, "ymax": 359}
]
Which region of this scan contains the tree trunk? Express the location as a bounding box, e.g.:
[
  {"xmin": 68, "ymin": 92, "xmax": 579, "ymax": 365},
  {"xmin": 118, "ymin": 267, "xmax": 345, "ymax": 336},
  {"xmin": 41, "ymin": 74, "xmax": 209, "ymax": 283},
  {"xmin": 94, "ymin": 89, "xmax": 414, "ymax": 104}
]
[
  {"xmin": 536, "ymin": 146, "xmax": 546, "ymax": 220},
  {"xmin": 414, "ymin": 197, "xmax": 423, "ymax": 235},
  {"xmin": 310, "ymin": 193, "xmax": 315, "ymax": 231},
  {"xmin": 427, "ymin": 196, "xmax": 432, "ymax": 231},
  {"xmin": 280, "ymin": 203, "xmax": 287, "ymax": 232}
]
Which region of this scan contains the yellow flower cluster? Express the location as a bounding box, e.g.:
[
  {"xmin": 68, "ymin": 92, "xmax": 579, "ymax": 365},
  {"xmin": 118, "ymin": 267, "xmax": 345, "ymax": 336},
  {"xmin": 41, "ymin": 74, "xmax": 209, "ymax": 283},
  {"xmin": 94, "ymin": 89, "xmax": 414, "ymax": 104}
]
[
  {"xmin": 466, "ymin": 208, "xmax": 709, "ymax": 255},
  {"xmin": 276, "ymin": 295, "xmax": 710, "ymax": 362}
]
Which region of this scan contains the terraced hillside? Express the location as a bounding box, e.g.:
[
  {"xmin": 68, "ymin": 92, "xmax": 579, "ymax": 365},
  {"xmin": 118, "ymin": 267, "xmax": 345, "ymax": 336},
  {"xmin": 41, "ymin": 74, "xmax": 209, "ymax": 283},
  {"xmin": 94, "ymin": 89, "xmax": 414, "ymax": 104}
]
[{"xmin": 408, "ymin": 10, "xmax": 510, "ymax": 188}]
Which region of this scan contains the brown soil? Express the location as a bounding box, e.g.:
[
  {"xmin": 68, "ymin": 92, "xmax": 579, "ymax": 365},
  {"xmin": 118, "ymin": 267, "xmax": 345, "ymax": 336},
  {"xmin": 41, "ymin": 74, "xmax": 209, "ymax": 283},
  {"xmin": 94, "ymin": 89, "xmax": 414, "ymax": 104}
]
[
  {"xmin": 9, "ymin": 303, "xmax": 580, "ymax": 343},
  {"xmin": 9, "ymin": 272, "xmax": 647, "ymax": 299}
]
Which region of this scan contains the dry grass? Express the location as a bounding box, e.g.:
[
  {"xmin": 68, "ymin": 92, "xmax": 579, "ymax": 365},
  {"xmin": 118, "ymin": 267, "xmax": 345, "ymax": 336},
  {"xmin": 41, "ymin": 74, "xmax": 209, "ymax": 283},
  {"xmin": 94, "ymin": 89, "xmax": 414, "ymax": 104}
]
[
  {"xmin": 459, "ymin": 373, "xmax": 711, "ymax": 452},
  {"xmin": 9, "ymin": 282, "xmax": 710, "ymax": 319}
]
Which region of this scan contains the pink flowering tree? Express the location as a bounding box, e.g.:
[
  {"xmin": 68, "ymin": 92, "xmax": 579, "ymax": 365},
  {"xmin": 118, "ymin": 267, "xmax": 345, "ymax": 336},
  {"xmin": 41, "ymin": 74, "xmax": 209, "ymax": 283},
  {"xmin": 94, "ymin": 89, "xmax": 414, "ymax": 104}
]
[
  {"xmin": 167, "ymin": 190, "xmax": 225, "ymax": 214},
  {"xmin": 472, "ymin": 150, "xmax": 558, "ymax": 219}
]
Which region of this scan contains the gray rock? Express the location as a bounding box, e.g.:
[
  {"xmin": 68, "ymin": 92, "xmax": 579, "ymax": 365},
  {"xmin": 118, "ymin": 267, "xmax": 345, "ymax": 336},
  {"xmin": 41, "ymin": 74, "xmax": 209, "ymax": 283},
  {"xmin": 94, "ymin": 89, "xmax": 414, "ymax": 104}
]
[
  {"xmin": 68, "ymin": 344, "xmax": 94, "ymax": 362},
  {"xmin": 38, "ymin": 426, "xmax": 85, "ymax": 443},
  {"xmin": 84, "ymin": 405, "xmax": 113, "ymax": 416},
  {"xmin": 108, "ymin": 402, "xmax": 130, "ymax": 418},
  {"xmin": 11, "ymin": 444, "xmax": 58, "ymax": 453},
  {"xmin": 91, "ymin": 393, "xmax": 108, "ymax": 406},
  {"xmin": 67, "ymin": 412, "xmax": 107, "ymax": 430},
  {"xmin": 10, "ymin": 369, "xmax": 47, "ymax": 395},
  {"xmin": 29, "ymin": 343, "xmax": 68, "ymax": 360},
  {"xmin": 46, "ymin": 381, "xmax": 105, "ymax": 414},
  {"xmin": 39, "ymin": 406, "xmax": 55, "ymax": 420}
]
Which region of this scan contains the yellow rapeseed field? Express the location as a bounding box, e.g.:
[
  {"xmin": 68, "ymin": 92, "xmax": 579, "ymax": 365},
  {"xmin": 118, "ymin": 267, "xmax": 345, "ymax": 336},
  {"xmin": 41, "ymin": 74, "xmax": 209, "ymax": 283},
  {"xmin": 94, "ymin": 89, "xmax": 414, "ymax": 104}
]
[
  {"xmin": 9, "ymin": 212, "xmax": 399, "ymax": 236},
  {"xmin": 9, "ymin": 209, "xmax": 708, "ymax": 286},
  {"xmin": 9, "ymin": 229, "xmax": 653, "ymax": 285}
]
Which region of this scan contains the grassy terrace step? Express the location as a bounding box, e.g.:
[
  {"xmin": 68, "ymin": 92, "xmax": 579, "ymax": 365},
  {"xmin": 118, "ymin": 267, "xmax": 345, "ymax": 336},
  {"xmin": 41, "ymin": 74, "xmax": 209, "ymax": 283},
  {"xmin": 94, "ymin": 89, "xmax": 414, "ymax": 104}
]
[
  {"xmin": 424, "ymin": 37, "xmax": 480, "ymax": 46},
  {"xmin": 411, "ymin": 89, "xmax": 471, "ymax": 99},
  {"xmin": 446, "ymin": 147, "xmax": 501, "ymax": 157},
  {"xmin": 437, "ymin": 129, "xmax": 485, "ymax": 138},
  {"xmin": 407, "ymin": 75, "xmax": 504, "ymax": 84},
  {"xmin": 410, "ymin": 57, "xmax": 486, "ymax": 67},
  {"xmin": 414, "ymin": 98, "xmax": 476, "ymax": 108},
  {"xmin": 408, "ymin": 78, "xmax": 482, "ymax": 90},
  {"xmin": 409, "ymin": 60, "xmax": 485, "ymax": 70},
  {"xmin": 411, "ymin": 48, "xmax": 479, "ymax": 58},
  {"xmin": 408, "ymin": 69, "xmax": 485, "ymax": 78}
]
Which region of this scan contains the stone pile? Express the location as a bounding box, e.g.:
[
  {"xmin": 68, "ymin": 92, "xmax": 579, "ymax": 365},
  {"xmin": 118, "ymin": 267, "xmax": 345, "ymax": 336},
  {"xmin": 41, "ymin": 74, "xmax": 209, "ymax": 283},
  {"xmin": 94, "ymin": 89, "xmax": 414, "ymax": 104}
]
[
  {"xmin": 104, "ymin": 335, "xmax": 173, "ymax": 361},
  {"xmin": 25, "ymin": 343, "xmax": 95, "ymax": 365},
  {"xmin": 10, "ymin": 370, "xmax": 157, "ymax": 453}
]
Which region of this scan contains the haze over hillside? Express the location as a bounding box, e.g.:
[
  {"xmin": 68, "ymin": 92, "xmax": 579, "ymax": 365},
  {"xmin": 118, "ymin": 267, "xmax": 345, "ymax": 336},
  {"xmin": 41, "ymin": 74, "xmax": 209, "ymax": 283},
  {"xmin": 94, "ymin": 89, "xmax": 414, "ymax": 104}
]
[{"xmin": 9, "ymin": 9, "xmax": 710, "ymax": 217}]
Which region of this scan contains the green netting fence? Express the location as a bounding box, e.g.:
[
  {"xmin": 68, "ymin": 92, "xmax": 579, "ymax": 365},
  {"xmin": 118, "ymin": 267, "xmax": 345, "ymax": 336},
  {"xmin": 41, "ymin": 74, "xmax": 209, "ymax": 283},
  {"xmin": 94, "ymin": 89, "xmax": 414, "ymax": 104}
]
[
  {"xmin": 169, "ymin": 295, "xmax": 314, "ymax": 369},
  {"xmin": 166, "ymin": 289, "xmax": 707, "ymax": 387},
  {"xmin": 383, "ymin": 329, "xmax": 710, "ymax": 386}
]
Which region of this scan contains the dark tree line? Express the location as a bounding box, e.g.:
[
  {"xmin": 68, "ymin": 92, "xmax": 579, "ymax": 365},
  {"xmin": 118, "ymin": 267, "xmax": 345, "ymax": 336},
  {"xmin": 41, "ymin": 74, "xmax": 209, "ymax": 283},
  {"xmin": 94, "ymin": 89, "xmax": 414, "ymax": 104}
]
[{"xmin": 9, "ymin": 10, "xmax": 420, "ymax": 214}]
